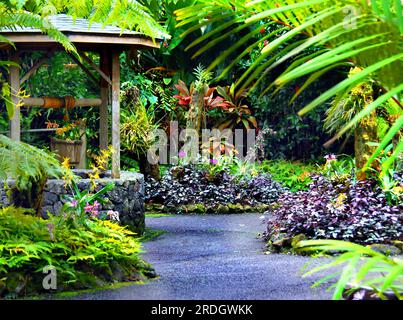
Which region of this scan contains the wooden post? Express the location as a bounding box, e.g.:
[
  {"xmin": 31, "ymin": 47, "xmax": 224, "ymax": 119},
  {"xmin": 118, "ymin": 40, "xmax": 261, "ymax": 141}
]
[
  {"xmin": 78, "ymin": 124, "xmax": 87, "ymax": 169},
  {"xmin": 111, "ymin": 51, "xmax": 120, "ymax": 178},
  {"xmin": 99, "ymin": 50, "xmax": 110, "ymax": 150},
  {"xmin": 9, "ymin": 51, "xmax": 20, "ymax": 141}
]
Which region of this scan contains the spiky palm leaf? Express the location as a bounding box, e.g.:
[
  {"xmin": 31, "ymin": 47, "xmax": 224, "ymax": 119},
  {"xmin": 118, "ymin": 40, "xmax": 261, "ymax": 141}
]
[
  {"xmin": 296, "ymin": 239, "xmax": 403, "ymax": 300},
  {"xmin": 175, "ymin": 0, "xmax": 403, "ymax": 171}
]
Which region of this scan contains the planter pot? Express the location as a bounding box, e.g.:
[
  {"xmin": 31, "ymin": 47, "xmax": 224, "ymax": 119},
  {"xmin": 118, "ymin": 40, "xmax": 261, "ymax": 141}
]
[{"xmin": 51, "ymin": 137, "xmax": 83, "ymax": 167}]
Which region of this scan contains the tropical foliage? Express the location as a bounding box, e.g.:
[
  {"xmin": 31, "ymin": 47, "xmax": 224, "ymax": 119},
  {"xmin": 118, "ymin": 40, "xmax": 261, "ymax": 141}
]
[
  {"xmin": 0, "ymin": 0, "xmax": 401, "ymax": 301},
  {"xmin": 216, "ymin": 84, "xmax": 257, "ymax": 130},
  {"xmin": 175, "ymin": 0, "xmax": 403, "ymax": 175},
  {"xmin": 145, "ymin": 162, "xmax": 285, "ymax": 213},
  {"xmin": 121, "ymin": 87, "xmax": 159, "ymax": 160},
  {"xmin": 297, "ymin": 240, "xmax": 403, "ymax": 300},
  {"xmin": 0, "ymin": 0, "xmax": 168, "ymax": 118},
  {"xmin": 0, "ymin": 134, "xmax": 63, "ymax": 211},
  {"xmin": 258, "ymin": 159, "xmax": 314, "ymax": 191},
  {"xmin": 0, "ymin": 206, "xmax": 150, "ymax": 297},
  {"xmin": 267, "ymin": 173, "xmax": 402, "ymax": 246}
]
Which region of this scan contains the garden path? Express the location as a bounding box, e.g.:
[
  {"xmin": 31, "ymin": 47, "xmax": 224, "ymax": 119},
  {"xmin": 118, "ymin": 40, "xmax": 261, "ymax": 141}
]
[
  {"xmin": 72, "ymin": 214, "xmax": 333, "ymax": 300},
  {"xmin": 74, "ymin": 214, "xmax": 336, "ymax": 300}
]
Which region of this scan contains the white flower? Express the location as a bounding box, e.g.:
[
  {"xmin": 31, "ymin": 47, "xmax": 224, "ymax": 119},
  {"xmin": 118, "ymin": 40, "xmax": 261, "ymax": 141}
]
[{"xmin": 107, "ymin": 210, "xmax": 120, "ymax": 222}]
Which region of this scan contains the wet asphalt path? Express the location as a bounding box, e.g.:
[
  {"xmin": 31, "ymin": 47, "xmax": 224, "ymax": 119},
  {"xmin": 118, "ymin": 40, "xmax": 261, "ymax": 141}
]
[{"xmin": 73, "ymin": 214, "xmax": 333, "ymax": 300}]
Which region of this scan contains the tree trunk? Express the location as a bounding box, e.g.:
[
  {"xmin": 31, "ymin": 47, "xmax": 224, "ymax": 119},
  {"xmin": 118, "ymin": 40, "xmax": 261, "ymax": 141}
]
[
  {"xmin": 354, "ymin": 113, "xmax": 379, "ymax": 180},
  {"xmin": 10, "ymin": 176, "xmax": 47, "ymax": 216},
  {"xmin": 138, "ymin": 152, "xmax": 161, "ymax": 180}
]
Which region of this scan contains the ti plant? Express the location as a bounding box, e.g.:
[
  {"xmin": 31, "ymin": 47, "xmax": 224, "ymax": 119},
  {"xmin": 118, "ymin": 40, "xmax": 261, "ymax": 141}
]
[
  {"xmin": 296, "ymin": 239, "xmax": 403, "ymax": 300},
  {"xmin": 173, "ymin": 65, "xmax": 228, "ymax": 132},
  {"xmin": 216, "ymin": 83, "xmax": 258, "ymax": 130}
]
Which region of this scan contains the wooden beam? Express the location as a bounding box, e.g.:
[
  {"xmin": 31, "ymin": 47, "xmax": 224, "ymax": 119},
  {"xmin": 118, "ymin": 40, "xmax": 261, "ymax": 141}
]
[
  {"xmin": 20, "ymin": 47, "xmax": 56, "ymax": 84},
  {"xmin": 99, "ymin": 50, "xmax": 111, "ymax": 150},
  {"xmin": 66, "ymin": 52, "xmax": 99, "ymax": 85},
  {"xmin": 0, "ymin": 128, "xmax": 57, "ymax": 134},
  {"xmin": 68, "ymin": 35, "xmax": 160, "ymax": 48},
  {"xmin": 22, "ymin": 97, "xmax": 102, "ymax": 107},
  {"xmin": 9, "ymin": 51, "xmax": 20, "ymax": 141},
  {"xmin": 2, "ymin": 33, "xmax": 161, "ymax": 49},
  {"xmin": 111, "ymin": 51, "xmax": 120, "ymax": 178},
  {"xmin": 79, "ymin": 51, "xmax": 112, "ymax": 86}
]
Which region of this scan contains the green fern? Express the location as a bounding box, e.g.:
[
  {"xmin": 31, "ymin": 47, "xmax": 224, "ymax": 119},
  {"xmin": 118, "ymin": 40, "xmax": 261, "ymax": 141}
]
[
  {"xmin": 0, "ymin": 206, "xmax": 148, "ymax": 297},
  {"xmin": 1, "ymin": 0, "xmax": 168, "ymax": 40},
  {"xmin": 0, "ymin": 135, "xmax": 63, "ymax": 211},
  {"xmin": 193, "ymin": 64, "xmax": 213, "ymax": 90},
  {"xmin": 0, "ymin": 134, "xmax": 62, "ymax": 191}
]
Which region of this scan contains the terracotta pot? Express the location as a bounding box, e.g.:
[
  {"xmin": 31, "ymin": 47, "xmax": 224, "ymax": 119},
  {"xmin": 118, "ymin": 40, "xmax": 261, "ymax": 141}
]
[{"xmin": 50, "ymin": 137, "xmax": 83, "ymax": 167}]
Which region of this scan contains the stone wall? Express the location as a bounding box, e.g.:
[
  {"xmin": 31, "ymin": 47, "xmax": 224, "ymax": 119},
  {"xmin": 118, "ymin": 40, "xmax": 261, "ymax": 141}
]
[{"xmin": 0, "ymin": 170, "xmax": 145, "ymax": 235}]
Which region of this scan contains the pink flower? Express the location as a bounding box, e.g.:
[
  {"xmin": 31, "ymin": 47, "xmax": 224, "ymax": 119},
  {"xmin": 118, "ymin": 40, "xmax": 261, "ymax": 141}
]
[
  {"xmin": 210, "ymin": 158, "xmax": 218, "ymax": 165},
  {"xmin": 263, "ymin": 40, "xmax": 268, "ymax": 46},
  {"xmin": 178, "ymin": 150, "xmax": 186, "ymax": 158},
  {"xmin": 324, "ymin": 154, "xmax": 337, "ymax": 161},
  {"xmin": 69, "ymin": 200, "xmax": 78, "ymax": 207},
  {"xmin": 93, "ymin": 200, "xmax": 100, "ymax": 209},
  {"xmin": 84, "ymin": 203, "xmax": 93, "ymax": 213}
]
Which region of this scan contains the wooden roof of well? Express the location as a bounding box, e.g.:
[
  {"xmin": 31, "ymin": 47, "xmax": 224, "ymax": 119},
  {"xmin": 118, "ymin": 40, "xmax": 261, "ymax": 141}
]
[{"xmin": 1, "ymin": 14, "xmax": 161, "ymax": 51}]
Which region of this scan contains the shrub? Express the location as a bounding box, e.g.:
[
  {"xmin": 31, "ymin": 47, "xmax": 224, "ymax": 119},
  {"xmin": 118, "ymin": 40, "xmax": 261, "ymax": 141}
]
[
  {"xmin": 145, "ymin": 165, "xmax": 285, "ymax": 212},
  {"xmin": 258, "ymin": 160, "xmax": 315, "ymax": 192},
  {"xmin": 267, "ymin": 174, "xmax": 403, "ymax": 245},
  {"xmin": 0, "ymin": 207, "xmax": 152, "ymax": 297},
  {"xmin": 242, "ymin": 175, "xmax": 286, "ymax": 205},
  {"xmin": 250, "ymin": 79, "xmax": 345, "ymax": 160}
]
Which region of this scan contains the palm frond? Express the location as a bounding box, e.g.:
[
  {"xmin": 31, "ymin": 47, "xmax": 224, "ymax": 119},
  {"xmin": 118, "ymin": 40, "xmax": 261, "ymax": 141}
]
[{"xmin": 296, "ymin": 239, "xmax": 403, "ymax": 300}]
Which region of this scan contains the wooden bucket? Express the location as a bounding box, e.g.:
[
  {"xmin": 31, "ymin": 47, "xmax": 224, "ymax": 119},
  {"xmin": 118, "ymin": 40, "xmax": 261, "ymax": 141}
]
[{"xmin": 50, "ymin": 137, "xmax": 83, "ymax": 167}]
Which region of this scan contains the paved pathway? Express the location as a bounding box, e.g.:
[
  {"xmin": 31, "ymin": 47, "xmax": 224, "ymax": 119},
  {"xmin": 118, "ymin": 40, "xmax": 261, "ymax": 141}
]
[{"xmin": 75, "ymin": 214, "xmax": 333, "ymax": 300}]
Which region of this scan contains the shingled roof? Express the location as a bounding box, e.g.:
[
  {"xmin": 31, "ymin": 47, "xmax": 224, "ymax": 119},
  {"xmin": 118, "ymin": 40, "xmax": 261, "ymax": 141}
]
[
  {"xmin": 4, "ymin": 14, "xmax": 147, "ymax": 36},
  {"xmin": 1, "ymin": 14, "xmax": 161, "ymax": 50}
]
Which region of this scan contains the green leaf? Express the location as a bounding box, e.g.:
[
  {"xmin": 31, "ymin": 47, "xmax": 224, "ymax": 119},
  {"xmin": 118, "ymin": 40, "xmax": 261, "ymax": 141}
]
[
  {"xmin": 245, "ymin": 0, "xmax": 331, "ymax": 23},
  {"xmin": 163, "ymin": 78, "xmax": 172, "ymax": 85},
  {"xmin": 298, "ymin": 53, "xmax": 403, "ymax": 116},
  {"xmin": 380, "ymin": 265, "xmax": 403, "ymax": 292}
]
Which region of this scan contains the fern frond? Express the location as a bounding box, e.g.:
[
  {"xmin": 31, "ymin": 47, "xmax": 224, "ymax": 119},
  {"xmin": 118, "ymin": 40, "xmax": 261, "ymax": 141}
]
[{"xmin": 0, "ymin": 135, "xmax": 62, "ymax": 191}]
